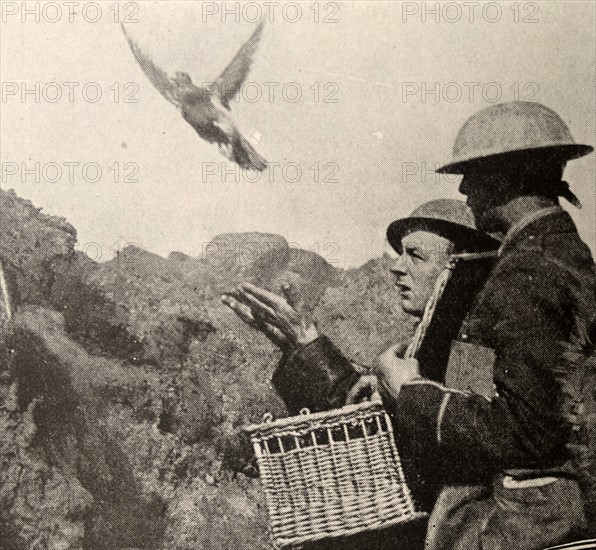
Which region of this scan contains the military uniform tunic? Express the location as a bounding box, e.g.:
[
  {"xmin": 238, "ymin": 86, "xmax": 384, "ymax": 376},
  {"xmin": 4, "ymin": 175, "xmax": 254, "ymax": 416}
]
[
  {"xmin": 391, "ymin": 206, "xmax": 594, "ymax": 548},
  {"xmin": 272, "ymin": 206, "xmax": 595, "ymax": 549}
]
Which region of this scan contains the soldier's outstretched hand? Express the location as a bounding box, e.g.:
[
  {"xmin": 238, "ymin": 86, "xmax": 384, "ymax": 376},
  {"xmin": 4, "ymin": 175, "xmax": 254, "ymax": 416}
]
[
  {"xmin": 221, "ymin": 281, "xmax": 319, "ymax": 350},
  {"xmin": 221, "ymin": 292, "xmax": 290, "ymax": 350}
]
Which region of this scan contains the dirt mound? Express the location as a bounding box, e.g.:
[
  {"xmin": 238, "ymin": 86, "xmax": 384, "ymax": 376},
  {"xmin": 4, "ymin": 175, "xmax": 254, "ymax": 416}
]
[
  {"xmin": 0, "ymin": 189, "xmax": 76, "ymax": 306},
  {"xmin": 203, "ymin": 232, "xmax": 289, "ymax": 279},
  {"xmin": 48, "ymin": 233, "xmax": 341, "ymax": 367},
  {"xmin": 78, "ymin": 245, "xmax": 215, "ymax": 365},
  {"xmin": 0, "ymin": 188, "xmax": 411, "ymax": 549}
]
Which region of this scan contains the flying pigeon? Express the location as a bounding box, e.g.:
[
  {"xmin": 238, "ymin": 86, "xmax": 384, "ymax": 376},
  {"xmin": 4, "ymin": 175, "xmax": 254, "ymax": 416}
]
[{"xmin": 122, "ymin": 21, "xmax": 267, "ymax": 171}]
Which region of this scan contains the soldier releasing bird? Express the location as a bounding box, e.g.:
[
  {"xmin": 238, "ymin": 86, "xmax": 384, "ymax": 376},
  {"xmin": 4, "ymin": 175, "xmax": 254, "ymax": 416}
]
[{"xmin": 122, "ymin": 21, "xmax": 267, "ymax": 171}]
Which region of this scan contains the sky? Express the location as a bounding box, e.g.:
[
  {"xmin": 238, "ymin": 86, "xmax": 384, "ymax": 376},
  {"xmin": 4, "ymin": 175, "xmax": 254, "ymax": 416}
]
[{"xmin": 1, "ymin": 0, "xmax": 595, "ymax": 267}]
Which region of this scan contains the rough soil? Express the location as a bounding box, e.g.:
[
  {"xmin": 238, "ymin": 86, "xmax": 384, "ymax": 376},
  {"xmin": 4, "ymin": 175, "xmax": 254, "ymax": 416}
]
[{"xmin": 0, "ymin": 188, "xmax": 412, "ymax": 549}]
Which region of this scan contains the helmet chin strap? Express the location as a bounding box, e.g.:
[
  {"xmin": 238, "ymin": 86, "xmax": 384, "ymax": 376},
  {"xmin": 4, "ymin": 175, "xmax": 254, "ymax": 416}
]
[{"xmin": 559, "ymin": 181, "xmax": 582, "ymax": 209}]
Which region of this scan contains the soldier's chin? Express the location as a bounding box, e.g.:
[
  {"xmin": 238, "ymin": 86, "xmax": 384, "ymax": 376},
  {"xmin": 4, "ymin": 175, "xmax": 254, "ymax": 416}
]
[
  {"xmin": 400, "ymin": 298, "xmax": 423, "ymax": 317},
  {"xmin": 476, "ymin": 209, "xmax": 500, "ymax": 233}
]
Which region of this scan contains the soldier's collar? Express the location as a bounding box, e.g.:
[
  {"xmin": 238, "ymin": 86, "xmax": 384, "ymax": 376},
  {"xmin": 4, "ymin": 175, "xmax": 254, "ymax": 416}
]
[{"xmin": 498, "ymin": 205, "xmax": 564, "ymax": 257}]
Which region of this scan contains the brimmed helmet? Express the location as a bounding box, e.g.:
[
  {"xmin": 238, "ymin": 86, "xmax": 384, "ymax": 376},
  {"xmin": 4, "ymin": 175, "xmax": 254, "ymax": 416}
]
[
  {"xmin": 387, "ymin": 199, "xmax": 499, "ymax": 254},
  {"xmin": 437, "ymin": 102, "xmax": 593, "ymax": 174}
]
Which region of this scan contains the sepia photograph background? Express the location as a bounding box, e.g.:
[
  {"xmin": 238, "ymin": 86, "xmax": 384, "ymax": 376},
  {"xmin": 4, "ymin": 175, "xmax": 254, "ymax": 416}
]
[
  {"xmin": 0, "ymin": 1, "xmax": 595, "ymax": 549},
  {"xmin": 2, "ymin": 0, "xmax": 594, "ymax": 266}
]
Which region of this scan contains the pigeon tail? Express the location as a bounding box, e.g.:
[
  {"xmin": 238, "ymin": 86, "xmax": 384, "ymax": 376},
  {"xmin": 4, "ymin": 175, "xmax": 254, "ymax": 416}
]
[{"xmin": 231, "ymin": 133, "xmax": 267, "ymax": 172}]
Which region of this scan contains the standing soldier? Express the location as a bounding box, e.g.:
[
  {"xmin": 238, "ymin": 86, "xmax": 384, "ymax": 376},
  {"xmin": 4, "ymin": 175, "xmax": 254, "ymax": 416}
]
[
  {"xmin": 380, "ymin": 102, "xmax": 595, "ymax": 549},
  {"xmin": 222, "ymin": 199, "xmax": 499, "ymax": 549},
  {"xmin": 224, "ymin": 102, "xmax": 596, "ymax": 549}
]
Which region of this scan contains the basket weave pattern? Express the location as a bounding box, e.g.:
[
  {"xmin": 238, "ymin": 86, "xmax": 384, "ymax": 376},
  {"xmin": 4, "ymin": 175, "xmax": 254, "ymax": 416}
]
[{"xmin": 245, "ymin": 401, "xmax": 424, "ymax": 548}]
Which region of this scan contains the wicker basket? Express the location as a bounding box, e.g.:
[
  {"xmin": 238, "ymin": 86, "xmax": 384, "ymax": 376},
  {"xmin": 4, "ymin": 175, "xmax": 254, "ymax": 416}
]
[{"xmin": 244, "ymin": 400, "xmax": 425, "ymax": 548}]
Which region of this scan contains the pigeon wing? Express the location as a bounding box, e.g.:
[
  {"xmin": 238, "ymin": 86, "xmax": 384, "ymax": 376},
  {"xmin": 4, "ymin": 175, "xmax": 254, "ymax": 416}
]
[
  {"xmin": 212, "ymin": 20, "xmax": 264, "ymax": 109},
  {"xmin": 121, "ymin": 24, "xmax": 181, "ymax": 108}
]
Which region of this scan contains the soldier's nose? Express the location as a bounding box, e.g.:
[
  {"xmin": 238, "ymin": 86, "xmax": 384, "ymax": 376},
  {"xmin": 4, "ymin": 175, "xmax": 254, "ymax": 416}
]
[
  {"xmin": 390, "ymin": 256, "xmax": 407, "ymax": 275},
  {"xmin": 459, "ymin": 175, "xmax": 469, "ymax": 195}
]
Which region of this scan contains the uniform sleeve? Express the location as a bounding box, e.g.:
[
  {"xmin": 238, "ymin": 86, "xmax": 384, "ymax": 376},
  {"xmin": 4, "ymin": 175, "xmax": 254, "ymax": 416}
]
[
  {"xmin": 271, "ymin": 336, "xmax": 360, "ymax": 415},
  {"xmin": 388, "ymin": 256, "xmax": 572, "ymax": 478}
]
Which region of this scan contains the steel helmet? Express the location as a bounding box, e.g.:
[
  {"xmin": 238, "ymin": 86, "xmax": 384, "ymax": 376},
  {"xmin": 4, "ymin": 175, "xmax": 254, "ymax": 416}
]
[
  {"xmin": 437, "ymin": 102, "xmax": 593, "ymax": 174},
  {"xmin": 387, "ymin": 199, "xmax": 499, "ymax": 254}
]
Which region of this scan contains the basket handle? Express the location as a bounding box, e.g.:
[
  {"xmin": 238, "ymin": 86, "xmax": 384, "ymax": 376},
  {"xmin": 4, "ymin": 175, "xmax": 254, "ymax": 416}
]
[{"xmin": 261, "ymin": 408, "xmax": 311, "ymax": 423}]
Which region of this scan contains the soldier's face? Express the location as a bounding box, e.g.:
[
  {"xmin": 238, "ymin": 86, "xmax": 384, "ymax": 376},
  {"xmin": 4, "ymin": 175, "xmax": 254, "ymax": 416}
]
[
  {"xmin": 459, "ymin": 170, "xmax": 510, "ymax": 232},
  {"xmin": 390, "ymin": 230, "xmax": 453, "ymax": 317}
]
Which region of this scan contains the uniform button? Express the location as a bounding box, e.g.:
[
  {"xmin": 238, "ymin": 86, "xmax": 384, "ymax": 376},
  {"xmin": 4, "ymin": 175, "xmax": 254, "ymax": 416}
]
[{"xmin": 461, "ymin": 333, "xmax": 468, "ymax": 340}]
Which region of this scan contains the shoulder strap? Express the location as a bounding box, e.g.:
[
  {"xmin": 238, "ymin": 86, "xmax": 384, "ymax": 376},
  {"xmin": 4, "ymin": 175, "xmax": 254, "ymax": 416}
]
[{"xmin": 404, "ymin": 251, "xmax": 497, "ymax": 360}]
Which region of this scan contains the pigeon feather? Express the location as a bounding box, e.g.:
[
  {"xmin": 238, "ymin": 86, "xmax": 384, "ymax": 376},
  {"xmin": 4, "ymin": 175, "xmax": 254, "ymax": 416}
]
[
  {"xmin": 211, "ymin": 20, "xmax": 264, "ymax": 109},
  {"xmin": 121, "ymin": 22, "xmax": 268, "ymax": 171},
  {"xmin": 121, "ymin": 23, "xmax": 181, "ymax": 108}
]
